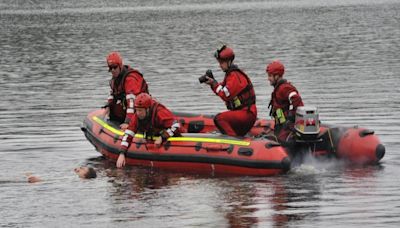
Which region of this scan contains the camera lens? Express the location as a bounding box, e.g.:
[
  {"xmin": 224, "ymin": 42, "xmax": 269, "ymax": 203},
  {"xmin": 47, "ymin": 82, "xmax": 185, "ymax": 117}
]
[{"xmin": 199, "ymin": 75, "xmax": 207, "ymax": 83}]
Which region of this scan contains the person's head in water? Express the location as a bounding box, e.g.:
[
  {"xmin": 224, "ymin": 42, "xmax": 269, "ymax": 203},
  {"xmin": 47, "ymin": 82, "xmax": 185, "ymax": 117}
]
[
  {"xmin": 26, "ymin": 167, "xmax": 96, "ymax": 183},
  {"xmin": 74, "ymin": 167, "xmax": 97, "ymax": 179}
]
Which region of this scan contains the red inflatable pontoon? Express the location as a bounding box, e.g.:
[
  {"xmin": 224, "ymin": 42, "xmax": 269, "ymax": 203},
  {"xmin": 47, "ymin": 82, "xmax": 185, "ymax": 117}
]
[
  {"xmin": 81, "ymin": 109, "xmax": 291, "ymax": 176},
  {"xmin": 173, "ymin": 112, "xmax": 385, "ymax": 165}
]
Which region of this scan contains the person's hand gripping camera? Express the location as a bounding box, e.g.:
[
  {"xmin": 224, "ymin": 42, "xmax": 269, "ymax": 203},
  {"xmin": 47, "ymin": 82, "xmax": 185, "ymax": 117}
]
[{"xmin": 199, "ymin": 69, "xmax": 216, "ymax": 86}]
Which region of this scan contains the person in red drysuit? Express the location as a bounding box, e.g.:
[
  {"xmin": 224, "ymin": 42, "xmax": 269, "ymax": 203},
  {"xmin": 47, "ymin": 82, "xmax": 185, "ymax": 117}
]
[
  {"xmin": 103, "ymin": 52, "xmax": 149, "ymax": 130},
  {"xmin": 116, "ymin": 93, "xmax": 181, "ymax": 168},
  {"xmin": 202, "ymin": 45, "xmax": 257, "ymax": 137},
  {"xmin": 267, "ymin": 60, "xmax": 304, "ymax": 143}
]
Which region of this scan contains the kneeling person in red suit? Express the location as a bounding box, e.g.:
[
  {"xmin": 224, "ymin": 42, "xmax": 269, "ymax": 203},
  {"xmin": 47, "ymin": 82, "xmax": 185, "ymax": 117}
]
[
  {"xmin": 202, "ymin": 45, "xmax": 257, "ymax": 137},
  {"xmin": 116, "ymin": 93, "xmax": 181, "ymax": 168}
]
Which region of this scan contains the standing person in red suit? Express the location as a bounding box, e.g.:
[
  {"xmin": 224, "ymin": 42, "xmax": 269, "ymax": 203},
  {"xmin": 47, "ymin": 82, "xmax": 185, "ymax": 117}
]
[
  {"xmin": 116, "ymin": 93, "xmax": 181, "ymax": 168},
  {"xmin": 103, "ymin": 52, "xmax": 149, "ymax": 131},
  {"xmin": 201, "ymin": 45, "xmax": 257, "ymax": 137},
  {"xmin": 266, "ymin": 60, "xmax": 304, "ymax": 144}
]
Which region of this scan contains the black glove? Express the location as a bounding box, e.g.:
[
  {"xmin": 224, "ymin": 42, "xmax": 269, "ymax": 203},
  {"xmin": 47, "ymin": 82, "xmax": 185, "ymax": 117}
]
[{"xmin": 205, "ymin": 69, "xmax": 214, "ymax": 78}]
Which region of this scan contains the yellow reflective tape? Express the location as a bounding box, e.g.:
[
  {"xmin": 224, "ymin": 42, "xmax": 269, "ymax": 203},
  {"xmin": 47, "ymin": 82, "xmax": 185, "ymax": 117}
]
[
  {"xmin": 92, "ymin": 116, "xmax": 125, "ymax": 136},
  {"xmin": 168, "ymin": 137, "xmax": 250, "ymax": 146},
  {"xmin": 92, "ymin": 116, "xmax": 250, "ymax": 146},
  {"xmin": 92, "ymin": 116, "xmax": 146, "ymax": 138}
]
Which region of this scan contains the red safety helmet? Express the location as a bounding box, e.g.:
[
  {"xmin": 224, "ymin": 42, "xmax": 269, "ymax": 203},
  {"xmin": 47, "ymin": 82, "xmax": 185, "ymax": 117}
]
[
  {"xmin": 134, "ymin": 93, "xmax": 152, "ymax": 109},
  {"xmin": 266, "ymin": 60, "xmax": 285, "ymax": 76},
  {"xmin": 106, "ymin": 52, "xmax": 123, "ymax": 67},
  {"xmin": 214, "ymin": 45, "xmax": 235, "ymax": 61}
]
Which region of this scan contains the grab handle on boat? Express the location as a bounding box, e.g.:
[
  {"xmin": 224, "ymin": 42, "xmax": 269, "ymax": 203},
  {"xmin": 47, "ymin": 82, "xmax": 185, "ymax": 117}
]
[
  {"xmin": 80, "ymin": 126, "xmax": 87, "ymax": 132},
  {"xmin": 265, "ymin": 142, "xmax": 281, "ymax": 149},
  {"xmin": 359, "ymin": 129, "xmax": 374, "ymax": 137},
  {"xmin": 204, "ymin": 144, "xmax": 232, "ymax": 152}
]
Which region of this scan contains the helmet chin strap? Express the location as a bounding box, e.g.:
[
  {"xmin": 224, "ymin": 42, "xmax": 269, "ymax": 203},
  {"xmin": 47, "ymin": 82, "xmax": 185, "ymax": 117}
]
[
  {"xmin": 145, "ymin": 108, "xmax": 151, "ymax": 120},
  {"xmin": 137, "ymin": 109, "xmax": 150, "ymax": 121},
  {"xmin": 222, "ymin": 60, "xmax": 232, "ymax": 72},
  {"xmin": 272, "ymin": 75, "xmax": 279, "ymax": 87}
]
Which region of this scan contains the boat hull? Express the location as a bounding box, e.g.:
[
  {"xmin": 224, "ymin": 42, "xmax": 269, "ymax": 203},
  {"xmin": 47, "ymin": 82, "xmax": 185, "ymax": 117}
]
[
  {"xmin": 174, "ymin": 112, "xmax": 385, "ymax": 165},
  {"xmin": 81, "ymin": 109, "xmax": 291, "ymax": 176}
]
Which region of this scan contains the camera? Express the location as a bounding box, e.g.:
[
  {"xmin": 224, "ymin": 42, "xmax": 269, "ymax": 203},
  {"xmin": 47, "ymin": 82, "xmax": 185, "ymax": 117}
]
[{"xmin": 199, "ymin": 69, "xmax": 214, "ymax": 83}]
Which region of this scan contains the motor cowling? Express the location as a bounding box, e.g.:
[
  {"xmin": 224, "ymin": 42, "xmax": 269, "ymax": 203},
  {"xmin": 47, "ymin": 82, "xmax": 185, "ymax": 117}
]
[{"xmin": 294, "ymin": 106, "xmax": 320, "ymax": 141}]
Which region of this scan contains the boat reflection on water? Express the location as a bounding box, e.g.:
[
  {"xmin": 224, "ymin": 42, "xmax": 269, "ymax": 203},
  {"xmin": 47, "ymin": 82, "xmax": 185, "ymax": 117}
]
[{"xmin": 84, "ymin": 157, "xmax": 363, "ymax": 227}]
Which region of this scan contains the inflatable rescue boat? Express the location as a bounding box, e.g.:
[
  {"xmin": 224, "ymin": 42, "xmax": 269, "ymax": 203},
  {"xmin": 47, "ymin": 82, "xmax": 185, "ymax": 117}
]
[
  {"xmin": 174, "ymin": 106, "xmax": 385, "ymax": 165},
  {"xmin": 81, "ymin": 109, "xmax": 291, "ymax": 176}
]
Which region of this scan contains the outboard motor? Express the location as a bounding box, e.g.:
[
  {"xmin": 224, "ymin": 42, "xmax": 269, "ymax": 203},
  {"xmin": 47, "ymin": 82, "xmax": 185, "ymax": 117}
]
[{"xmin": 294, "ymin": 106, "xmax": 320, "ymax": 142}]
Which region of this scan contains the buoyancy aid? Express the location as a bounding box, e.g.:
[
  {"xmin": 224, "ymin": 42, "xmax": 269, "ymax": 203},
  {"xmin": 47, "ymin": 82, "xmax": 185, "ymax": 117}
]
[
  {"xmin": 109, "ymin": 65, "xmax": 149, "ymax": 108},
  {"xmin": 223, "ymin": 65, "xmax": 256, "ymax": 111},
  {"xmin": 268, "ymin": 79, "xmax": 300, "ymax": 125},
  {"xmin": 137, "ymin": 102, "xmax": 167, "ymax": 139}
]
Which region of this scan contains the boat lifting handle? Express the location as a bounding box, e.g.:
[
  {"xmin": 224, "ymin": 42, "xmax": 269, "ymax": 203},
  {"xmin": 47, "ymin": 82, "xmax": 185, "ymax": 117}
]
[{"xmin": 204, "ymin": 144, "xmax": 232, "ymax": 152}]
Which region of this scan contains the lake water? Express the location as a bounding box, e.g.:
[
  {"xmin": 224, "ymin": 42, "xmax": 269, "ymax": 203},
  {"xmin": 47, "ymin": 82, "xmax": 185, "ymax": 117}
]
[{"xmin": 1, "ymin": 0, "xmax": 399, "ymax": 227}]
